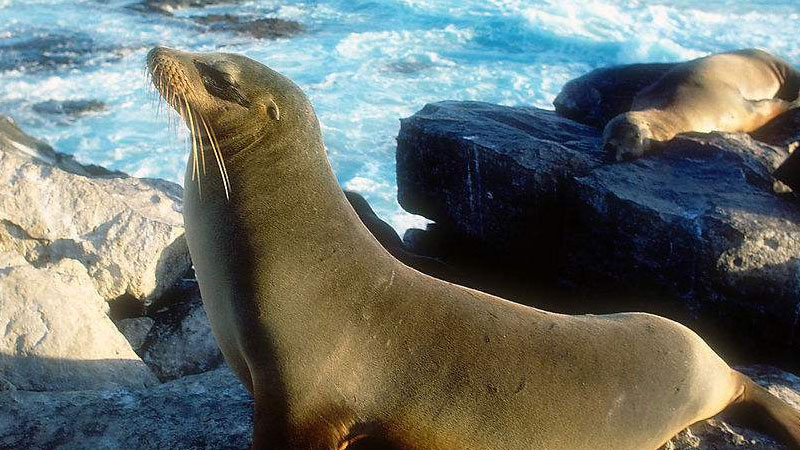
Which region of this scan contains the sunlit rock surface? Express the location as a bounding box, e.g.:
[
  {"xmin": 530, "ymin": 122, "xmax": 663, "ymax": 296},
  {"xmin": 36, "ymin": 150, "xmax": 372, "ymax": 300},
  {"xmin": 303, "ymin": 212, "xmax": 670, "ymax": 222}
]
[
  {"xmin": 0, "ymin": 252, "xmax": 158, "ymax": 391},
  {"xmin": 0, "ymin": 115, "xmax": 190, "ymax": 309}
]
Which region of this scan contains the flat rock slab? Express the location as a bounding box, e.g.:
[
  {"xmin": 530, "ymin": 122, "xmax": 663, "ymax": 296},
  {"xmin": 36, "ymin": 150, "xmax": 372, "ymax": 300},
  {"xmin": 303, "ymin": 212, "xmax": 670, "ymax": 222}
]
[
  {"xmin": 0, "ymin": 115, "xmax": 190, "ymax": 309},
  {"xmin": 397, "ymin": 101, "xmax": 800, "ymax": 362},
  {"xmin": 0, "ymin": 367, "xmax": 252, "ymax": 450}
]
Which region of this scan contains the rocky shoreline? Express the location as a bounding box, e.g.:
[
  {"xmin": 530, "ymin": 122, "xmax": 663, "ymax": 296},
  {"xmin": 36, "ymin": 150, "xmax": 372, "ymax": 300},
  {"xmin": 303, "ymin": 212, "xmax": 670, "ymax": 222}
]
[{"xmin": 2, "ymin": 60, "xmax": 800, "ymax": 447}]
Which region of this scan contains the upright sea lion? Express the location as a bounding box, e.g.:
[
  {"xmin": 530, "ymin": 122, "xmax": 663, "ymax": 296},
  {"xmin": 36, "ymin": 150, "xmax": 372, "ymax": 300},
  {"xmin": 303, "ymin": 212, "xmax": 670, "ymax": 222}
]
[
  {"xmin": 604, "ymin": 49, "xmax": 800, "ymax": 161},
  {"xmin": 147, "ymin": 46, "xmax": 800, "ymax": 449}
]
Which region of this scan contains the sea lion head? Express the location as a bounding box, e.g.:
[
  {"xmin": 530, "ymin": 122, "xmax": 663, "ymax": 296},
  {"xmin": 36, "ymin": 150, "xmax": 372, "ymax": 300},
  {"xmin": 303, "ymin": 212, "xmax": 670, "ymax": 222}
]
[
  {"xmin": 147, "ymin": 46, "xmax": 315, "ymax": 197},
  {"xmin": 602, "ymin": 112, "xmax": 653, "ymax": 162}
]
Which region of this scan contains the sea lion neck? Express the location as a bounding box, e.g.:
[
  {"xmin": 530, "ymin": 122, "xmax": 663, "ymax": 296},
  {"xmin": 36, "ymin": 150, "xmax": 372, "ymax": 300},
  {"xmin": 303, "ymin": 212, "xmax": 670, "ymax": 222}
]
[{"xmin": 184, "ymin": 104, "xmax": 399, "ymax": 314}]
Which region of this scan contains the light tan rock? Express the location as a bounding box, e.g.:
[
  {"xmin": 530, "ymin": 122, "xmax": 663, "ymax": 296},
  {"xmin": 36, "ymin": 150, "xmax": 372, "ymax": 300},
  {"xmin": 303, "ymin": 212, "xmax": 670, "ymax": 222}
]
[
  {"xmin": 0, "ymin": 115, "xmax": 189, "ymax": 307},
  {"xmin": 0, "ymin": 252, "xmax": 158, "ymax": 391}
]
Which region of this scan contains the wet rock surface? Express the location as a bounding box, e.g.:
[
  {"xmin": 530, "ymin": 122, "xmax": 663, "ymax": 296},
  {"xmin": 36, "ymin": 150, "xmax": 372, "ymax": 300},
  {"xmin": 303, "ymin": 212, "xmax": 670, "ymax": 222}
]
[
  {"xmin": 130, "ymin": 0, "xmax": 246, "ymax": 15},
  {"xmin": 32, "ymin": 99, "xmax": 106, "ymax": 118},
  {"xmin": 0, "ymin": 31, "xmax": 126, "ymax": 73},
  {"xmin": 193, "ymin": 14, "xmax": 304, "ymax": 39},
  {"xmin": 116, "ymin": 317, "xmax": 156, "ymax": 352}
]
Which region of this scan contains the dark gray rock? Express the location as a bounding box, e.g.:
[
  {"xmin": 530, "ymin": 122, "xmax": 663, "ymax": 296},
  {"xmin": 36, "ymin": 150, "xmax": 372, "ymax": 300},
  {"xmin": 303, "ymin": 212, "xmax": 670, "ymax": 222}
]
[
  {"xmin": 0, "ymin": 367, "xmax": 253, "ymax": 450},
  {"xmin": 193, "ymin": 14, "xmax": 304, "ymax": 39},
  {"xmin": 396, "ymin": 101, "xmax": 800, "ymax": 365},
  {"xmin": 397, "ymin": 101, "xmax": 602, "ymax": 251},
  {"xmin": 565, "ymin": 132, "xmax": 800, "ymax": 361},
  {"xmin": 140, "ymin": 278, "xmax": 223, "ymax": 381},
  {"xmin": 116, "ymin": 317, "xmax": 155, "ymax": 352},
  {"xmin": 129, "ymin": 0, "xmax": 246, "ymax": 15},
  {"xmin": 0, "ymin": 31, "xmax": 124, "ymax": 73},
  {"xmin": 553, "ymin": 63, "xmax": 676, "ymax": 128},
  {"xmin": 33, "ymin": 99, "xmax": 106, "ymax": 117}
]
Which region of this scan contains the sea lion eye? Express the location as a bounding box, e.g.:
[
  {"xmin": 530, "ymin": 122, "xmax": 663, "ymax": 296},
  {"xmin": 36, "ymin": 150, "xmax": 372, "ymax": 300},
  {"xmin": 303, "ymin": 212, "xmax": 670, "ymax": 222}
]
[{"xmin": 194, "ymin": 60, "xmax": 251, "ymax": 108}]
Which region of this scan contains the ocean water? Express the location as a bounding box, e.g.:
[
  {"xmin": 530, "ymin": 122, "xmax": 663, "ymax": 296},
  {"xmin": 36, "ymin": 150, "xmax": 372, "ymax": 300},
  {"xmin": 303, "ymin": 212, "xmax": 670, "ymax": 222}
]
[{"xmin": 1, "ymin": 0, "xmax": 799, "ymax": 233}]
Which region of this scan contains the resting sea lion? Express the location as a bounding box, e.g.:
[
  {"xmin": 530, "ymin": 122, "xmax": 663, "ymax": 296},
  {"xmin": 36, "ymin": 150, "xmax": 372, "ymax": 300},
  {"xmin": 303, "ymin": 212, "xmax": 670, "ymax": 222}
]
[
  {"xmin": 146, "ymin": 46, "xmax": 800, "ymax": 449},
  {"xmin": 604, "ymin": 49, "xmax": 800, "ymax": 161}
]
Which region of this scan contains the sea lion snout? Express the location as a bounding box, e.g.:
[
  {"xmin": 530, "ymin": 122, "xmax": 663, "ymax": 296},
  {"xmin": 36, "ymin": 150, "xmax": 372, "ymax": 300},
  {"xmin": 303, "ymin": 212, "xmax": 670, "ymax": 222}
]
[
  {"xmin": 147, "ymin": 46, "xmax": 197, "ymax": 108},
  {"xmin": 603, "ymin": 141, "xmax": 638, "ymax": 162},
  {"xmin": 603, "ymin": 142, "xmax": 618, "ymax": 162}
]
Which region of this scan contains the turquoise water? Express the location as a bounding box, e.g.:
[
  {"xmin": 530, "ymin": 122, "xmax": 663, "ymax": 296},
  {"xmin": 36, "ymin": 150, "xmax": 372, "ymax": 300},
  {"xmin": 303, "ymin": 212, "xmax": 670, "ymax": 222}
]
[{"xmin": 1, "ymin": 0, "xmax": 799, "ymax": 232}]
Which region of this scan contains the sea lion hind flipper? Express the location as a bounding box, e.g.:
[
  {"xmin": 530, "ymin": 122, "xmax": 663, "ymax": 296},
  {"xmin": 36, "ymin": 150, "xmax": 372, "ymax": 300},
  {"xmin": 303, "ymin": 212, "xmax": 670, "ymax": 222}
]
[{"xmin": 726, "ymin": 371, "xmax": 800, "ymax": 449}]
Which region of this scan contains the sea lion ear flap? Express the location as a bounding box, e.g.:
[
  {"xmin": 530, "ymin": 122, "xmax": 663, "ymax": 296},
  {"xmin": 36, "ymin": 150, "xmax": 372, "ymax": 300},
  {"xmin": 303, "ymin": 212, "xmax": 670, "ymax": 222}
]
[{"xmin": 266, "ymin": 98, "xmax": 280, "ymax": 121}]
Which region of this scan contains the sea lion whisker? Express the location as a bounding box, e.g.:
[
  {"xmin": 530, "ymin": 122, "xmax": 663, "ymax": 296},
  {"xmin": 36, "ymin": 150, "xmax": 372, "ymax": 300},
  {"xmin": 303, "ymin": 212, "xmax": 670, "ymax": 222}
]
[
  {"xmin": 184, "ymin": 96, "xmax": 201, "ymax": 193},
  {"xmin": 201, "ymin": 113, "xmax": 231, "ymax": 200},
  {"xmin": 188, "ymin": 104, "xmax": 204, "ymax": 199},
  {"xmin": 198, "ymin": 114, "xmax": 211, "ymax": 177},
  {"xmin": 169, "ymin": 91, "xmax": 177, "ymax": 136},
  {"xmin": 181, "ymin": 98, "xmax": 197, "ymax": 181},
  {"xmin": 197, "ymin": 112, "xmax": 207, "ymax": 176}
]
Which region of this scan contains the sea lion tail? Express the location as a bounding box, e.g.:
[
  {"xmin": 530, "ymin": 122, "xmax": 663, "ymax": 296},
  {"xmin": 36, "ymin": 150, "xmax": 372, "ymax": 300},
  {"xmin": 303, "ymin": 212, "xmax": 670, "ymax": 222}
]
[{"xmin": 727, "ymin": 371, "xmax": 800, "ymax": 449}]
